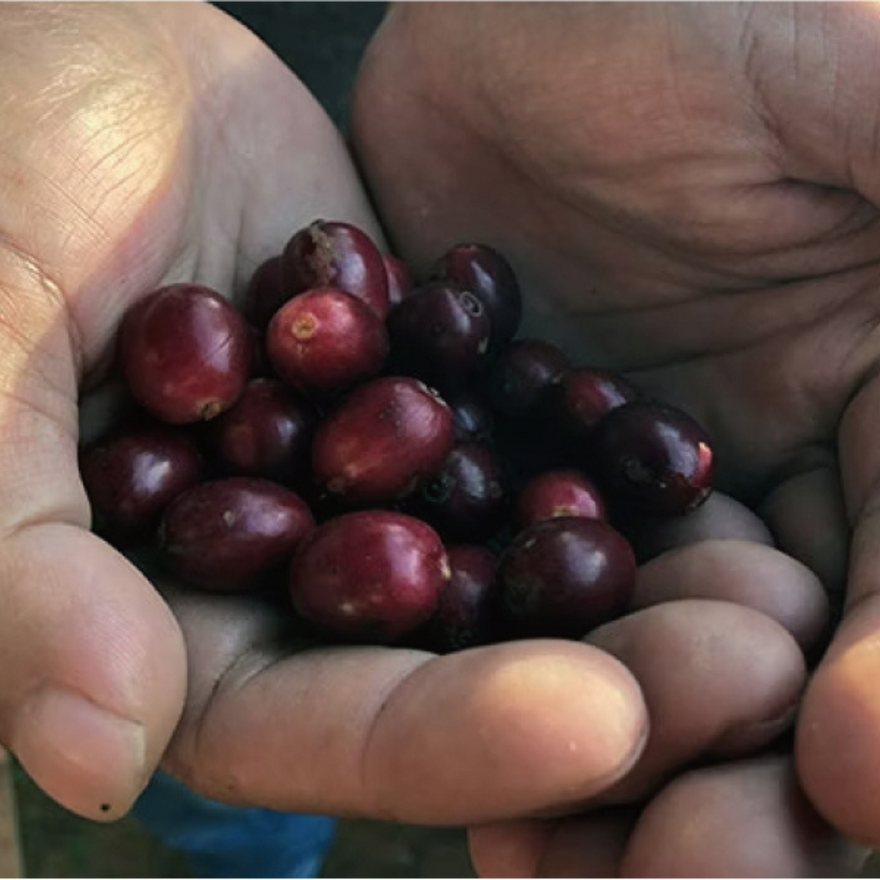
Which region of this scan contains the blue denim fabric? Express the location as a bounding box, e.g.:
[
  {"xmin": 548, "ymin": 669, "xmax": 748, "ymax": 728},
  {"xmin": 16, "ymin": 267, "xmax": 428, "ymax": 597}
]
[{"xmin": 133, "ymin": 771, "xmax": 336, "ymax": 878}]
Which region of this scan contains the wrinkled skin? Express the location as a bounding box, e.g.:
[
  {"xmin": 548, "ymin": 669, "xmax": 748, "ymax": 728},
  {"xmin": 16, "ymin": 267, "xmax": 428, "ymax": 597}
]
[
  {"xmin": 0, "ymin": 3, "xmax": 859, "ymax": 877},
  {"xmin": 352, "ymin": 1, "xmax": 880, "ymax": 873}
]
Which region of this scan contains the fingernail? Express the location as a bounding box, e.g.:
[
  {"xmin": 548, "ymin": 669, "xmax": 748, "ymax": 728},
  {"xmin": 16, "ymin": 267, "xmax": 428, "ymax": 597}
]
[{"xmin": 10, "ymin": 685, "xmax": 146, "ymax": 821}]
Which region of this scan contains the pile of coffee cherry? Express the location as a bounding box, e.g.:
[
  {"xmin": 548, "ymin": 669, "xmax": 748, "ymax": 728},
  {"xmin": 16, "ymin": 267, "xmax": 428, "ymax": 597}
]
[{"xmin": 79, "ymin": 220, "xmax": 714, "ymax": 653}]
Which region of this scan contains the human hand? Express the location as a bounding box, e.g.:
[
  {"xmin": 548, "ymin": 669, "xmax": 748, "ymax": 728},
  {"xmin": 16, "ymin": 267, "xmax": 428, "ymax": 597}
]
[
  {"xmin": 351, "ymin": 0, "xmax": 880, "ymax": 870},
  {"xmin": 0, "ymin": 1, "xmax": 658, "ymax": 834}
]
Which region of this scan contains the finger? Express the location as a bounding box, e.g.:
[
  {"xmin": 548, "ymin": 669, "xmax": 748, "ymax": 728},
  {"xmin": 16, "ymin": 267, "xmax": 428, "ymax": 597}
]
[
  {"xmin": 625, "ymin": 492, "xmax": 775, "ymax": 563},
  {"xmin": 798, "ymin": 374, "xmax": 880, "ymax": 843},
  {"xmin": 471, "ymin": 758, "xmax": 864, "ymax": 878},
  {"xmin": 586, "ymin": 600, "xmax": 805, "ymax": 803},
  {"xmin": 759, "ymin": 465, "xmax": 850, "ymax": 603},
  {"xmin": 621, "ymin": 756, "xmax": 866, "ymax": 878},
  {"xmin": 469, "ymin": 810, "xmax": 635, "ymax": 879},
  {"xmin": 468, "ymin": 819, "xmax": 550, "ymax": 879},
  {"xmin": 632, "ymin": 539, "xmax": 830, "ymax": 654},
  {"xmin": 159, "ymin": 589, "xmax": 648, "ymax": 825}
]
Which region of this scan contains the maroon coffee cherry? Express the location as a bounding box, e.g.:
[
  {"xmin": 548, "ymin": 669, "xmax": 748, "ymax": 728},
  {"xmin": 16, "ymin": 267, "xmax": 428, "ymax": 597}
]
[
  {"xmin": 386, "ymin": 281, "xmax": 492, "ymax": 393},
  {"xmin": 547, "ymin": 367, "xmax": 640, "ymax": 444},
  {"xmin": 289, "ymin": 510, "xmax": 449, "ymax": 643},
  {"xmin": 497, "ymin": 517, "xmax": 636, "ymax": 639},
  {"xmin": 242, "ymin": 254, "xmax": 288, "ymax": 330},
  {"xmin": 203, "ymin": 378, "xmax": 318, "ymax": 485},
  {"xmin": 403, "ymin": 443, "xmax": 508, "ymax": 542},
  {"xmin": 443, "ymin": 387, "xmax": 495, "ymax": 445},
  {"xmin": 417, "ymin": 545, "xmax": 500, "ymax": 653},
  {"xmin": 382, "ymin": 253, "xmax": 414, "ymax": 310},
  {"xmin": 487, "ymin": 338, "xmax": 571, "ymax": 419},
  {"xmin": 159, "ymin": 477, "xmax": 314, "ymax": 592},
  {"xmin": 282, "ymin": 219, "xmax": 389, "ymax": 318},
  {"xmin": 266, "ymin": 288, "xmax": 388, "ymax": 397},
  {"xmin": 514, "ymin": 469, "xmax": 606, "ymax": 531},
  {"xmin": 590, "ymin": 400, "xmax": 714, "ymax": 516},
  {"xmin": 119, "ymin": 283, "xmax": 250, "ymax": 424},
  {"xmin": 312, "ymin": 376, "xmax": 454, "ymax": 504},
  {"xmin": 79, "ymin": 424, "xmax": 202, "ymax": 542},
  {"xmin": 431, "ymin": 243, "xmax": 523, "ymax": 348}
]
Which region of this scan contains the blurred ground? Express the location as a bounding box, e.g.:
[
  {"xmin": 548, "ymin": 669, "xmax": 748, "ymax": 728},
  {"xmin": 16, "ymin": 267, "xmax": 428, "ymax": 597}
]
[{"xmin": 14, "ymin": 759, "xmax": 474, "ymax": 878}]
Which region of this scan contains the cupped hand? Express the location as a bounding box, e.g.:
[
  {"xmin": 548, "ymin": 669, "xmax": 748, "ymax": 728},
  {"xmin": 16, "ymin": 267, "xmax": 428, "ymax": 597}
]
[
  {"xmin": 352, "ymin": 0, "xmax": 880, "ymax": 854},
  {"xmin": 0, "ymin": 1, "xmax": 645, "ymax": 828}
]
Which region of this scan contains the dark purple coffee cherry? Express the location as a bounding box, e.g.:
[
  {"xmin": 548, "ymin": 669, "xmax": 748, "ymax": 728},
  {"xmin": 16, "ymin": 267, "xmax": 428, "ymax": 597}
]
[
  {"xmin": 311, "ymin": 376, "xmax": 454, "ymax": 505},
  {"xmin": 487, "ymin": 338, "xmax": 571, "ymax": 418},
  {"xmin": 80, "ymin": 424, "xmax": 202, "ymax": 542},
  {"xmin": 203, "ymin": 378, "xmax": 318, "ymax": 485},
  {"xmin": 159, "ymin": 478, "xmax": 314, "ymax": 592},
  {"xmin": 403, "ymin": 442, "xmax": 508, "ymax": 542},
  {"xmin": 417, "ymin": 545, "xmax": 500, "ymax": 653},
  {"xmin": 243, "ymin": 254, "xmax": 288, "ymax": 330},
  {"xmin": 590, "ymin": 400, "xmax": 714, "ymax": 516},
  {"xmin": 497, "ymin": 517, "xmax": 636, "ymax": 639},
  {"xmin": 443, "ymin": 387, "xmax": 495, "ymax": 445},
  {"xmin": 514, "ymin": 469, "xmax": 606, "ymax": 530},
  {"xmin": 386, "ymin": 281, "xmax": 491, "ymax": 392},
  {"xmin": 431, "ymin": 243, "xmax": 523, "ymax": 348},
  {"xmin": 547, "ymin": 367, "xmax": 640, "ymax": 443},
  {"xmin": 383, "ymin": 253, "xmax": 414, "ymax": 310}
]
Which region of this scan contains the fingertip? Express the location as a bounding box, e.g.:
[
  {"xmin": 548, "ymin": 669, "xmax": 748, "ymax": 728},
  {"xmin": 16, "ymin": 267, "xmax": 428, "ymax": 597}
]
[
  {"xmin": 468, "ymin": 820, "xmax": 550, "ymax": 879},
  {"xmin": 10, "ymin": 687, "xmax": 147, "ymax": 822},
  {"xmin": 797, "ymin": 596, "xmax": 880, "ymax": 845},
  {"xmin": 0, "ymin": 526, "xmax": 187, "ymax": 821},
  {"xmin": 365, "ymin": 640, "xmax": 649, "ymax": 823},
  {"xmin": 623, "ymin": 757, "xmax": 859, "ymax": 878}
]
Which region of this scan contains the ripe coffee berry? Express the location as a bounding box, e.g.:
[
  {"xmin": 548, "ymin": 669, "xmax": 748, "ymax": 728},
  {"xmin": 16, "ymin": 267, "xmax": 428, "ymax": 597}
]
[
  {"xmin": 487, "ymin": 338, "xmax": 571, "ymax": 419},
  {"xmin": 514, "ymin": 469, "xmax": 606, "ymax": 530},
  {"xmin": 497, "ymin": 517, "xmax": 636, "ymax": 639},
  {"xmin": 119, "ymin": 283, "xmax": 250, "ymax": 424},
  {"xmin": 80, "ymin": 423, "xmax": 202, "ymax": 542},
  {"xmin": 590, "ymin": 400, "xmax": 714, "ymax": 516},
  {"xmin": 403, "ymin": 442, "xmax": 509, "ymax": 542},
  {"xmin": 289, "ymin": 510, "xmax": 450, "ymax": 643},
  {"xmin": 386, "ymin": 281, "xmax": 492, "ymax": 393},
  {"xmin": 159, "ymin": 477, "xmax": 314, "ymax": 592},
  {"xmin": 415, "ymin": 544, "xmax": 500, "ymax": 653},
  {"xmin": 382, "ymin": 253, "xmax": 413, "ymax": 310},
  {"xmin": 204, "ymin": 378, "xmax": 317, "ymax": 485},
  {"xmin": 311, "ymin": 376, "xmax": 454, "ymax": 504},
  {"xmin": 266, "ymin": 288, "xmax": 388, "ymax": 396},
  {"xmin": 431, "ymin": 243, "xmax": 523, "ymax": 348},
  {"xmin": 283, "ymin": 220, "xmax": 389, "ymax": 318}
]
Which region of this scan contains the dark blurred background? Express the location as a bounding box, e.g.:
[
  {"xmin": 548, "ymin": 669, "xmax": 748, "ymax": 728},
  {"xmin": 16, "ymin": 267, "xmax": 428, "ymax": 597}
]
[
  {"xmin": 13, "ymin": 4, "xmax": 474, "ymax": 877},
  {"xmin": 218, "ymin": 2, "xmax": 387, "ymax": 132}
]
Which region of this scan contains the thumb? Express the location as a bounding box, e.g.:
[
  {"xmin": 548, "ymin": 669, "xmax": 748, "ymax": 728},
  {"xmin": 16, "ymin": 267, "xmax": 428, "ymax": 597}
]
[{"xmin": 0, "ymin": 274, "xmax": 186, "ymax": 821}]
